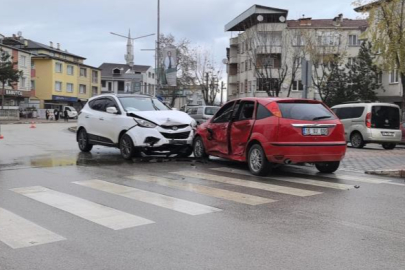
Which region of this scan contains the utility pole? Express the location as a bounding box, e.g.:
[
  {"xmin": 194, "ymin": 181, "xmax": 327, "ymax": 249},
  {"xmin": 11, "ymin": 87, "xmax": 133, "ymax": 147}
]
[
  {"xmin": 220, "ymin": 81, "xmax": 225, "ymax": 105},
  {"xmin": 205, "ymin": 72, "xmax": 209, "ymax": 104},
  {"xmin": 156, "ymin": 0, "xmax": 161, "ymax": 97}
]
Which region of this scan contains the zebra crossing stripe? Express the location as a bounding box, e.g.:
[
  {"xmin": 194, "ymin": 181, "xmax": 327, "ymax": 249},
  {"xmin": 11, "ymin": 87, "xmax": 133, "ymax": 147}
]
[
  {"xmin": 127, "ymin": 175, "xmax": 276, "ymax": 205},
  {"xmin": 11, "ymin": 186, "xmax": 154, "ymax": 230},
  {"xmin": 211, "ymin": 168, "xmax": 354, "ymax": 190},
  {"xmin": 73, "ymin": 180, "xmax": 221, "ymax": 215},
  {"xmin": 171, "ymin": 171, "xmax": 322, "ymax": 197},
  {"xmin": 0, "ymin": 207, "xmax": 65, "ymax": 249}
]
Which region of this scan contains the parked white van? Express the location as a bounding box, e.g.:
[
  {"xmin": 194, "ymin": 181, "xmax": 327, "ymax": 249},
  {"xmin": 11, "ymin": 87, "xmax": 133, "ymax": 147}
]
[
  {"xmin": 62, "ymin": 106, "xmax": 78, "ymax": 119},
  {"xmin": 331, "ymin": 102, "xmax": 402, "ymax": 149}
]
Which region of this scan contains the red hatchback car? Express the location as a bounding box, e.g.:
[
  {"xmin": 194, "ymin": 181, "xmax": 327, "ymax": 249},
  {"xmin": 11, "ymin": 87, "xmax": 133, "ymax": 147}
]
[{"xmin": 193, "ymin": 98, "xmax": 347, "ymax": 176}]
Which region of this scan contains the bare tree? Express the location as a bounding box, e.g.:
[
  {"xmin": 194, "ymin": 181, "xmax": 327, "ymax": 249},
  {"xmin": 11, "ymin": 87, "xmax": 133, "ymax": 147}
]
[
  {"xmin": 244, "ymin": 24, "xmax": 289, "ymax": 97},
  {"xmin": 285, "ymin": 29, "xmax": 307, "ymax": 97}
]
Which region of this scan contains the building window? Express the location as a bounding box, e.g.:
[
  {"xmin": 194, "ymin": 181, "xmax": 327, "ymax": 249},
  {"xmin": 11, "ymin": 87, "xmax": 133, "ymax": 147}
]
[
  {"xmin": 55, "ymin": 62, "xmax": 63, "ymax": 73},
  {"xmin": 66, "ymin": 83, "xmax": 74, "ymax": 93},
  {"xmin": 67, "ymin": 65, "xmax": 74, "ymax": 75},
  {"xmin": 248, "ymin": 81, "xmax": 252, "ymax": 92},
  {"xmin": 20, "ymin": 77, "xmax": 26, "ymax": 88},
  {"xmin": 240, "ymin": 82, "xmax": 244, "ymax": 93},
  {"xmin": 237, "ymin": 64, "xmax": 240, "ymax": 73},
  {"xmin": 92, "ymin": 86, "xmax": 98, "ymax": 96},
  {"xmin": 152, "ymin": 73, "xmax": 155, "ymax": 79},
  {"xmin": 390, "ymin": 69, "xmax": 399, "ymax": 83},
  {"xmin": 31, "ymin": 61, "xmax": 35, "ymax": 69},
  {"xmin": 349, "ymin": 35, "xmax": 361, "ymax": 46},
  {"xmin": 148, "ymin": 72, "xmax": 151, "ymax": 78},
  {"xmin": 101, "ymin": 80, "xmax": 106, "ymax": 87},
  {"xmin": 245, "ymin": 60, "xmax": 248, "ymax": 72},
  {"xmin": 317, "ymin": 32, "xmax": 340, "ymax": 46},
  {"xmin": 92, "ymin": 70, "xmax": 98, "ymax": 83},
  {"xmin": 236, "ymin": 82, "xmax": 239, "ymax": 94},
  {"xmin": 241, "ymin": 62, "xmax": 244, "ymax": 73},
  {"xmin": 377, "ymin": 72, "xmax": 383, "ymax": 84},
  {"xmin": 245, "ymin": 79, "xmax": 248, "ymax": 93},
  {"xmin": 292, "ymin": 35, "xmax": 305, "ymax": 47},
  {"xmin": 31, "ymin": 80, "xmax": 35, "ymax": 90},
  {"xmin": 125, "ymin": 82, "xmax": 131, "ymax": 92},
  {"xmin": 55, "ymin": 81, "xmax": 62, "ymax": 92},
  {"xmin": 79, "ymin": 84, "xmax": 86, "ymax": 94},
  {"xmin": 249, "ymin": 59, "xmax": 252, "ymax": 70},
  {"xmin": 348, "ymin": 57, "xmax": 357, "ymax": 66},
  {"xmin": 20, "ymin": 55, "xmax": 27, "ymax": 67},
  {"xmin": 108, "ymin": 82, "xmax": 112, "ymax": 91},
  {"xmin": 292, "ymin": 80, "xmax": 304, "ymax": 91},
  {"xmin": 80, "ymin": 68, "xmax": 87, "ymax": 77}
]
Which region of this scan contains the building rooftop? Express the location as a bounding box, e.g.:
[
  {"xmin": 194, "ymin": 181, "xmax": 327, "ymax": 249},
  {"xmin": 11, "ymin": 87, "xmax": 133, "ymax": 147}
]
[
  {"xmin": 225, "ymin": 5, "xmax": 288, "ymax": 31},
  {"xmin": 99, "ymin": 63, "xmax": 151, "ymax": 77},
  {"xmin": 287, "ymin": 18, "xmax": 368, "ymax": 29}
]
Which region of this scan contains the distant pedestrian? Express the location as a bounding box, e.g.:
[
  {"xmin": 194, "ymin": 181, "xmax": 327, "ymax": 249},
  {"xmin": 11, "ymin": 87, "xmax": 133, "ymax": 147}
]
[
  {"xmin": 54, "ymin": 109, "xmax": 59, "ymax": 121},
  {"xmin": 45, "ymin": 109, "xmax": 50, "ymax": 120},
  {"xmin": 64, "ymin": 110, "xmax": 68, "ymax": 122}
]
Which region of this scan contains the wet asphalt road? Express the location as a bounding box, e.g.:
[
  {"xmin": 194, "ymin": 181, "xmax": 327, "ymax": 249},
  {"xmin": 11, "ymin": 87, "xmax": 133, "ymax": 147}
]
[{"xmin": 0, "ymin": 123, "xmax": 405, "ymax": 270}]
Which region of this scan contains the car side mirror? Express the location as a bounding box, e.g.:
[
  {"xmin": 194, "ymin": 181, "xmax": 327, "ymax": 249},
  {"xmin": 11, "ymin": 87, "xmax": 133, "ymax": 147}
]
[{"xmin": 106, "ymin": 107, "xmax": 118, "ymax": 114}]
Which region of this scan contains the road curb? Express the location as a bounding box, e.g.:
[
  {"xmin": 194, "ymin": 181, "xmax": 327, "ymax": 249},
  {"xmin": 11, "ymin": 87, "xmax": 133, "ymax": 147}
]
[
  {"xmin": 68, "ymin": 127, "xmax": 77, "ymax": 133},
  {"xmin": 365, "ymin": 169, "xmax": 405, "ymax": 178}
]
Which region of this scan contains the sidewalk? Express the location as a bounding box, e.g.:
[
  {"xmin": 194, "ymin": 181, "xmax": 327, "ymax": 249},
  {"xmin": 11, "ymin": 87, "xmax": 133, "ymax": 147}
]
[{"xmin": 1, "ymin": 119, "xmax": 77, "ymax": 125}]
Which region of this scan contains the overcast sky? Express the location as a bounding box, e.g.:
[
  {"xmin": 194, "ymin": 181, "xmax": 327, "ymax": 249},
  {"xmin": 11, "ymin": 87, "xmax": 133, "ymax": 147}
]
[{"xmin": 0, "ymin": 0, "xmax": 359, "ymax": 69}]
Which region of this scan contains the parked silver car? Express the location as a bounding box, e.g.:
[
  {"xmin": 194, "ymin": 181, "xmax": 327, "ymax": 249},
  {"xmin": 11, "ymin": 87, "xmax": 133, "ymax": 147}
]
[
  {"xmin": 186, "ymin": 106, "xmax": 220, "ymax": 125},
  {"xmin": 331, "ymin": 102, "xmax": 402, "ymax": 149}
]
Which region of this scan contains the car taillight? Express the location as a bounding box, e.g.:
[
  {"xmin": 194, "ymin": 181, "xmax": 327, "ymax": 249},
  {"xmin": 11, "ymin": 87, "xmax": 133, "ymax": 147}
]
[
  {"xmin": 365, "ymin": 112, "xmax": 371, "ymax": 128},
  {"xmin": 267, "ymin": 102, "xmax": 282, "ymax": 118}
]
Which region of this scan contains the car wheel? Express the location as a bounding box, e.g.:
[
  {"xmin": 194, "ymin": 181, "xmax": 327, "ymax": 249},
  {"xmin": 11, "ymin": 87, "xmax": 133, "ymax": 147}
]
[
  {"xmin": 247, "ymin": 144, "xmax": 271, "ymax": 176},
  {"xmin": 350, "ymin": 132, "xmax": 364, "ymax": 149},
  {"xmin": 193, "ymin": 136, "xmax": 208, "ymax": 159},
  {"xmin": 177, "ymin": 147, "xmax": 193, "ymax": 158},
  {"xmin": 120, "ymin": 134, "xmax": 136, "ymax": 160},
  {"xmin": 382, "ymin": 143, "xmax": 396, "ymax": 150},
  {"xmin": 78, "ymin": 128, "xmax": 93, "ymax": 152},
  {"xmin": 315, "ymin": 161, "xmax": 340, "ymax": 173}
]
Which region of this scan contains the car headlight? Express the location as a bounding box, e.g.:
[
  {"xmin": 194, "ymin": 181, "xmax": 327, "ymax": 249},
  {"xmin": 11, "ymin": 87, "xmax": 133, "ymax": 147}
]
[
  {"xmin": 190, "ymin": 120, "xmax": 197, "ymax": 129},
  {"xmin": 134, "ymin": 118, "xmax": 157, "ymax": 128}
]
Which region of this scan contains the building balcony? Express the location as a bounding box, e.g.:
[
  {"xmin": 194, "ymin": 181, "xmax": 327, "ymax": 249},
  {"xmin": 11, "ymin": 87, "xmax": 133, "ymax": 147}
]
[
  {"xmin": 230, "ymin": 37, "xmax": 239, "ymax": 46},
  {"xmin": 228, "ymin": 75, "xmax": 238, "ymax": 84},
  {"xmin": 229, "ymin": 56, "xmax": 238, "ymax": 64}
]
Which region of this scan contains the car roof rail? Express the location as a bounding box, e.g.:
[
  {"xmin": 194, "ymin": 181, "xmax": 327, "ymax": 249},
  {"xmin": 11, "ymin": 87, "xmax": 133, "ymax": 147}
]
[{"xmin": 341, "ymin": 100, "xmax": 372, "ymax": 104}]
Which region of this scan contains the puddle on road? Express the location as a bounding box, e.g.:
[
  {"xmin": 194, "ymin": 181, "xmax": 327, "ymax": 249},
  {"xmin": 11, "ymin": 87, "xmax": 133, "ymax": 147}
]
[{"xmin": 0, "ymin": 151, "xmax": 207, "ymax": 171}]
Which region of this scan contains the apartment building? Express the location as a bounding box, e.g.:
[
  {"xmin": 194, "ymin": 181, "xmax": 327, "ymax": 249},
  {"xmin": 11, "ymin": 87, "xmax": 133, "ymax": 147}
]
[
  {"xmin": 3, "ymin": 34, "xmax": 101, "ymax": 110},
  {"xmin": 0, "ymin": 34, "xmax": 33, "ymax": 109},
  {"xmin": 225, "ymin": 5, "xmax": 369, "ymax": 101}
]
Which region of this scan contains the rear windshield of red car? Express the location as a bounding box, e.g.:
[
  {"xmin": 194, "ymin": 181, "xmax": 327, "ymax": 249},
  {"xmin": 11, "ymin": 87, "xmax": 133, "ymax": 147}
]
[{"xmin": 278, "ymin": 102, "xmax": 336, "ymax": 121}]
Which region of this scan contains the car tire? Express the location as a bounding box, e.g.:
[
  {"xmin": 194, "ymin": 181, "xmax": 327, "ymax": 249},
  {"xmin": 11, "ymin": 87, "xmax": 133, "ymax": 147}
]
[
  {"xmin": 382, "ymin": 143, "xmax": 396, "ymax": 150},
  {"xmin": 247, "ymin": 144, "xmax": 271, "ymax": 176},
  {"xmin": 193, "ymin": 136, "xmax": 209, "ymax": 159},
  {"xmin": 120, "ymin": 134, "xmax": 136, "ymax": 160},
  {"xmin": 350, "ymin": 132, "xmax": 365, "ymax": 149},
  {"xmin": 78, "ymin": 128, "xmax": 93, "ymax": 152},
  {"xmin": 315, "ymin": 161, "xmax": 340, "ymax": 174}
]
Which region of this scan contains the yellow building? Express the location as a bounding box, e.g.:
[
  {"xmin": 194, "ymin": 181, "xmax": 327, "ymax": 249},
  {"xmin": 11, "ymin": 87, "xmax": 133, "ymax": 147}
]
[{"xmin": 17, "ymin": 39, "xmax": 101, "ymax": 109}]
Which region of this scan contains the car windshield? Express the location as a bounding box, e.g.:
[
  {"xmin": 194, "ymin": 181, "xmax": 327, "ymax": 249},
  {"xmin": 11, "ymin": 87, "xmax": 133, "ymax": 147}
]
[
  {"xmin": 205, "ymin": 107, "xmax": 219, "ymax": 115},
  {"xmin": 278, "ymin": 102, "xmax": 335, "ymax": 121},
  {"xmin": 118, "ymin": 97, "xmax": 169, "ymax": 112}
]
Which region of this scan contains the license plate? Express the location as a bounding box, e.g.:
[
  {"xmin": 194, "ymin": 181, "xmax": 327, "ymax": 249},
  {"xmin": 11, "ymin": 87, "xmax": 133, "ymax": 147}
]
[
  {"xmin": 169, "ymin": 140, "xmax": 187, "ymax": 145},
  {"xmin": 303, "ymin": 128, "xmax": 328, "ymax": 136},
  {"xmin": 381, "ymin": 132, "xmax": 395, "ymax": 137}
]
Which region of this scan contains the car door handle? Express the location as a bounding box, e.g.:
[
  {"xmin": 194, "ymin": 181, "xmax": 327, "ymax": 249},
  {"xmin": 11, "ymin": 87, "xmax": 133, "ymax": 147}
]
[
  {"xmin": 85, "ymin": 115, "xmax": 90, "ymax": 119},
  {"xmin": 99, "ymin": 117, "xmax": 104, "ymax": 121}
]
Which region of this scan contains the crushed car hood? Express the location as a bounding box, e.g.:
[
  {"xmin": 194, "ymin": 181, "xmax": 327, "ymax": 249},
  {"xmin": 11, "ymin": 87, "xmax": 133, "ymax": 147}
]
[{"xmin": 128, "ymin": 110, "xmax": 193, "ymax": 126}]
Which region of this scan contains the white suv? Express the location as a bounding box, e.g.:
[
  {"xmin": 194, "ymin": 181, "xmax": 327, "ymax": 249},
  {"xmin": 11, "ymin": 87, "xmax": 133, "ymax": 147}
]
[{"xmin": 77, "ymin": 94, "xmax": 197, "ymax": 159}]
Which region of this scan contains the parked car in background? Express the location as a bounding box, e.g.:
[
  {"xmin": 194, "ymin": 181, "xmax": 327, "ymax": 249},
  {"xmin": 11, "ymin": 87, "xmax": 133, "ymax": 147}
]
[
  {"xmin": 331, "ymin": 102, "xmax": 402, "ymax": 150},
  {"xmin": 62, "ymin": 106, "xmax": 78, "ymax": 119},
  {"xmin": 402, "ymin": 122, "xmax": 405, "ymax": 144},
  {"xmin": 77, "ymin": 94, "xmax": 197, "ymax": 159},
  {"xmin": 193, "ymin": 98, "xmax": 346, "ymax": 176},
  {"xmin": 186, "ymin": 106, "xmax": 220, "ymax": 125}
]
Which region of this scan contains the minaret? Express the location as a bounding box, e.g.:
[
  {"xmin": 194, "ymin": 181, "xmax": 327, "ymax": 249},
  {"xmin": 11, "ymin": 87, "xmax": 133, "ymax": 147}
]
[{"xmin": 125, "ymin": 29, "xmax": 134, "ymax": 67}]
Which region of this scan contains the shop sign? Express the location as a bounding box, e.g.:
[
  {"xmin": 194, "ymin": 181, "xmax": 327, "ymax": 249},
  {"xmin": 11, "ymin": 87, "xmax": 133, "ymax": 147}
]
[{"xmin": 52, "ymin": 95, "xmax": 78, "ymax": 102}]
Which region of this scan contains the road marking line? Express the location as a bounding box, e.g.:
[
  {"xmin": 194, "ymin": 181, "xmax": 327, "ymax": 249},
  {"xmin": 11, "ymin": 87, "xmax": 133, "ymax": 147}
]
[
  {"xmin": 127, "ymin": 175, "xmax": 276, "ymax": 205},
  {"xmin": 171, "ymin": 171, "xmax": 322, "ymax": 197},
  {"xmin": 211, "ymin": 168, "xmax": 353, "ymax": 190},
  {"xmin": 11, "ymin": 186, "xmax": 154, "ymax": 230},
  {"xmin": 0, "ymin": 207, "xmax": 65, "ymax": 249},
  {"xmin": 385, "ymin": 182, "xmax": 405, "ymax": 186},
  {"xmin": 212, "ymin": 167, "xmax": 388, "ymax": 184},
  {"xmin": 74, "ymin": 180, "xmax": 221, "ymax": 215}
]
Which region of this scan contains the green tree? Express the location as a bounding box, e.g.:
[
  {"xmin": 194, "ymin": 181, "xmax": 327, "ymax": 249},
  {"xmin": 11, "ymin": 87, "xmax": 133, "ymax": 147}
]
[
  {"xmin": 346, "ymin": 41, "xmax": 381, "ymax": 102},
  {"xmin": 355, "ymin": 0, "xmax": 405, "ymax": 111},
  {"xmin": 0, "ymin": 49, "xmax": 22, "ymax": 109},
  {"xmin": 322, "ymin": 60, "xmax": 352, "ymax": 106}
]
